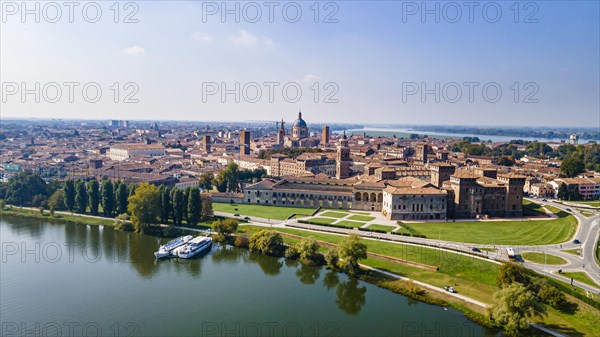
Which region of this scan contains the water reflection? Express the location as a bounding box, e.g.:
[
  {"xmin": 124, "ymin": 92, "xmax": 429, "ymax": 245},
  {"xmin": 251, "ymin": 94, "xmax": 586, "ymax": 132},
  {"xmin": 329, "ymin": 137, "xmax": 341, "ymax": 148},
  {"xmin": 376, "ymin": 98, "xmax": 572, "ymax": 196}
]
[
  {"xmin": 335, "ymin": 278, "xmax": 367, "ymax": 316},
  {"xmin": 248, "ymin": 251, "xmax": 282, "ymax": 276},
  {"xmin": 323, "ymin": 271, "xmax": 340, "ymax": 291},
  {"xmin": 296, "ymin": 263, "xmax": 320, "ymax": 285}
]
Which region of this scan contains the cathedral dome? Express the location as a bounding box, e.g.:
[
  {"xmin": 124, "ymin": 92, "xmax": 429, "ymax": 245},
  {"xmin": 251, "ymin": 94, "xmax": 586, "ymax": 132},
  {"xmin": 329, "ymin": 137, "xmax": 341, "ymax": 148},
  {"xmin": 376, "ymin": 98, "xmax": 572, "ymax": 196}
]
[{"xmin": 293, "ymin": 112, "xmax": 307, "ymax": 128}]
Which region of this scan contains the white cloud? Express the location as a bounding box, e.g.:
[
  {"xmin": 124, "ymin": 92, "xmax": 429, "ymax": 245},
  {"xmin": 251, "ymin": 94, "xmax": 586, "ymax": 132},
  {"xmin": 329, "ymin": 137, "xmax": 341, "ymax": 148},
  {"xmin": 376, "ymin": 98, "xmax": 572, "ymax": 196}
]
[
  {"xmin": 303, "ymin": 74, "xmax": 321, "ymax": 83},
  {"xmin": 232, "ymin": 30, "xmax": 272, "ymax": 46},
  {"xmin": 191, "ymin": 31, "xmax": 213, "ymax": 42},
  {"xmin": 121, "ymin": 45, "xmax": 145, "ymax": 56}
]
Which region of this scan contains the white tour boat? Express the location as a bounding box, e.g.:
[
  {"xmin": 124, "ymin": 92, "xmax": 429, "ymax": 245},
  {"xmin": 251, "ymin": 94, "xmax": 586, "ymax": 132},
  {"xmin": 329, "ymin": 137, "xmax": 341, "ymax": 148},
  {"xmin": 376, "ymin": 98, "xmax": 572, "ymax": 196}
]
[
  {"xmin": 176, "ymin": 236, "xmax": 212, "ymax": 259},
  {"xmin": 154, "ymin": 235, "xmax": 194, "ymax": 259}
]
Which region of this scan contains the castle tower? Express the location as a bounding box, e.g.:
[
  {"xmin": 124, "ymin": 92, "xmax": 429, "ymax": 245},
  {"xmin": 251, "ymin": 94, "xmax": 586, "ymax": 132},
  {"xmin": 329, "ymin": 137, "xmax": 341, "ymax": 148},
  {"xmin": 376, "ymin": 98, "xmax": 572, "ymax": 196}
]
[
  {"xmin": 430, "ymin": 163, "xmax": 455, "ymax": 188},
  {"xmin": 336, "ymin": 131, "xmax": 351, "ymax": 179},
  {"xmin": 498, "ymin": 173, "xmax": 526, "ymax": 216}
]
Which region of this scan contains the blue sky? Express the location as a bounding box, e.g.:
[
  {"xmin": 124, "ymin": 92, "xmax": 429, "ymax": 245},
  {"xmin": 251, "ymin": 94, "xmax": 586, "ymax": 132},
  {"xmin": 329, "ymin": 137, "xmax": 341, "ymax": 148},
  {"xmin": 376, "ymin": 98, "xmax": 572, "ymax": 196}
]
[{"xmin": 1, "ymin": 1, "xmax": 599, "ymax": 127}]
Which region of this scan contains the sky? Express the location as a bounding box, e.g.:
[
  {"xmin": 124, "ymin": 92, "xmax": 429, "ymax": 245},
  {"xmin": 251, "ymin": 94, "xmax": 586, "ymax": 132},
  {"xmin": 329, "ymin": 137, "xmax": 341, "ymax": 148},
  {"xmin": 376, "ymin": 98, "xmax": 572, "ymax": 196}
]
[{"xmin": 1, "ymin": 0, "xmax": 599, "ymax": 127}]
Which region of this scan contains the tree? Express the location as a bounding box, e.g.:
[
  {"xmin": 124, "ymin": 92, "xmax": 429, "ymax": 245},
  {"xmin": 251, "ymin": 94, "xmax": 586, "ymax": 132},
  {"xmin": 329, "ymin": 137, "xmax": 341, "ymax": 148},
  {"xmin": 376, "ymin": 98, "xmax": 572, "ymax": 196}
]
[
  {"xmin": 116, "ymin": 182, "xmax": 128, "ymax": 215},
  {"xmin": 87, "ymin": 180, "xmax": 100, "ymax": 215},
  {"xmin": 101, "ymin": 180, "xmax": 115, "ymax": 217},
  {"xmin": 4, "ymin": 171, "xmax": 48, "ymax": 206},
  {"xmin": 63, "ymin": 180, "xmax": 76, "ymax": 212},
  {"xmin": 336, "ymin": 234, "xmax": 367, "ymax": 275},
  {"xmin": 199, "ymin": 172, "xmax": 214, "ymax": 191},
  {"xmin": 171, "ymin": 188, "xmax": 184, "ymax": 225},
  {"xmin": 200, "ymin": 194, "xmax": 213, "ymax": 221},
  {"xmin": 182, "ymin": 187, "xmax": 191, "ymax": 222},
  {"xmin": 127, "ymin": 183, "xmax": 137, "ymax": 198},
  {"xmin": 560, "ymin": 157, "xmax": 584, "ymax": 178},
  {"xmin": 497, "ymin": 156, "xmax": 515, "ymax": 167},
  {"xmin": 496, "ymin": 262, "xmax": 531, "ymax": 288},
  {"xmin": 557, "ymin": 183, "xmax": 569, "ymax": 201},
  {"xmin": 187, "ymin": 187, "xmax": 201, "ymax": 226},
  {"xmin": 248, "ymin": 230, "xmax": 285, "ymax": 256},
  {"xmin": 75, "ymin": 180, "xmax": 87, "ymax": 213},
  {"xmin": 294, "ymin": 237, "xmax": 321, "ymax": 264},
  {"xmin": 211, "ymin": 218, "xmax": 239, "ymax": 242},
  {"xmin": 48, "ymin": 189, "xmax": 66, "ymax": 211},
  {"xmin": 159, "ymin": 186, "xmax": 171, "ymax": 223},
  {"xmin": 489, "ymin": 283, "xmax": 546, "ymax": 335},
  {"xmin": 324, "ymin": 248, "xmax": 339, "ymax": 269},
  {"xmin": 127, "ymin": 182, "xmax": 161, "ymax": 233}
]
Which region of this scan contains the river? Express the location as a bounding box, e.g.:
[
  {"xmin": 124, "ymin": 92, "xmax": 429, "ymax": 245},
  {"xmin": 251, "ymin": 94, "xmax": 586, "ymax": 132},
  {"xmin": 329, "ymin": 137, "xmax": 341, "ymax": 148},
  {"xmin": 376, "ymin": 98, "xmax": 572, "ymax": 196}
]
[{"xmin": 0, "ymin": 216, "xmax": 502, "ymax": 337}]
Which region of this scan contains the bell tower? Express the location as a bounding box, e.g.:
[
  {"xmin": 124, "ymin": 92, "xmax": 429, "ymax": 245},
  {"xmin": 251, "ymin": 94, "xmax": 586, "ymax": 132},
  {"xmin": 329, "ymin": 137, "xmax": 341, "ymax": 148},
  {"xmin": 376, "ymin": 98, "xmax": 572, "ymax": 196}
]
[{"xmin": 336, "ymin": 131, "xmax": 351, "ymax": 179}]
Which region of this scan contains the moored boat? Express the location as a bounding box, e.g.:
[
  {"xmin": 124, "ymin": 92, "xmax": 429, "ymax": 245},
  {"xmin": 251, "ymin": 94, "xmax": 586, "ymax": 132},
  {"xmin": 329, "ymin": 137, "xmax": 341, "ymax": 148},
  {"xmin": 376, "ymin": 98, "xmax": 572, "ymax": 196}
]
[
  {"xmin": 176, "ymin": 236, "xmax": 212, "ymax": 259},
  {"xmin": 154, "ymin": 235, "xmax": 194, "ymax": 259}
]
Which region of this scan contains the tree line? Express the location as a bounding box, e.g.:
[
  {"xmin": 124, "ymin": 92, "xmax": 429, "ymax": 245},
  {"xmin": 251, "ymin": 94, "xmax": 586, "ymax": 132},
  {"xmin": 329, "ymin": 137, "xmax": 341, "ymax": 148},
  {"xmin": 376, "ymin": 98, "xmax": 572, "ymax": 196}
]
[{"xmin": 0, "ymin": 171, "xmax": 214, "ymax": 232}]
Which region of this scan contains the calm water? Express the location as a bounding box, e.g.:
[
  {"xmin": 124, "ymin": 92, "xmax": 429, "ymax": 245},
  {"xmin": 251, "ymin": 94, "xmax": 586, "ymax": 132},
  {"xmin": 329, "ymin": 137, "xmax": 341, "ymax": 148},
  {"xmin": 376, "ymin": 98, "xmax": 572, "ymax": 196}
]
[{"xmin": 0, "ymin": 216, "xmax": 501, "ymax": 337}]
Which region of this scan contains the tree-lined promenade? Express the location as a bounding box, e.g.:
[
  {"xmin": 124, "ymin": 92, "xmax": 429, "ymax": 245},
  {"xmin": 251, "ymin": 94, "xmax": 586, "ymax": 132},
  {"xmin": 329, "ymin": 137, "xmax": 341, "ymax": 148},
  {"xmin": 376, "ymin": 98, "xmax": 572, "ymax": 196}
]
[{"xmin": 0, "ymin": 171, "xmax": 215, "ymax": 234}]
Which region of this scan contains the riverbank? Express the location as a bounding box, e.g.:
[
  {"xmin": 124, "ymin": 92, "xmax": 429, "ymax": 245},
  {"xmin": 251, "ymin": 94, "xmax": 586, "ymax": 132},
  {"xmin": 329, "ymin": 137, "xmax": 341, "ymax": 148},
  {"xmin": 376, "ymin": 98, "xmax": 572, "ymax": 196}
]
[
  {"xmin": 0, "ymin": 206, "xmax": 115, "ymax": 227},
  {"xmin": 4, "ymin": 206, "xmax": 598, "ymax": 336}
]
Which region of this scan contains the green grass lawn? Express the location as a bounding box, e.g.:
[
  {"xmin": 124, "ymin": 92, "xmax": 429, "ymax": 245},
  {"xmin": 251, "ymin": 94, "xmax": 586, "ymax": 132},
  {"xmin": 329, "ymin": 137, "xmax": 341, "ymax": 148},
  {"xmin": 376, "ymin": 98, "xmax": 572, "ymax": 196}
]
[
  {"xmin": 561, "ymin": 249, "xmax": 581, "ymax": 256},
  {"xmin": 348, "ymin": 214, "xmax": 376, "ymax": 221},
  {"xmin": 319, "ymin": 211, "xmax": 348, "ymax": 218},
  {"xmin": 561, "ymin": 272, "xmax": 600, "ymax": 288},
  {"xmin": 409, "ymin": 207, "xmax": 577, "ymax": 245},
  {"xmin": 335, "ymin": 220, "xmax": 365, "ymax": 228},
  {"xmin": 1, "ymin": 207, "xmax": 115, "ymax": 226},
  {"xmin": 479, "ymin": 248, "xmax": 498, "ymax": 253},
  {"xmin": 580, "ymin": 211, "xmax": 595, "ymax": 217},
  {"xmin": 306, "ymin": 217, "xmax": 337, "ymax": 225},
  {"xmin": 521, "ymin": 252, "xmax": 567, "ymax": 265},
  {"xmin": 213, "ymin": 203, "xmax": 314, "ymax": 220},
  {"xmin": 239, "ymin": 224, "xmax": 500, "ymax": 303},
  {"xmin": 522, "ymin": 199, "xmax": 548, "ymax": 216},
  {"xmin": 570, "ymin": 200, "xmax": 600, "ymax": 207},
  {"xmin": 366, "ymin": 224, "xmax": 396, "ymax": 232}
]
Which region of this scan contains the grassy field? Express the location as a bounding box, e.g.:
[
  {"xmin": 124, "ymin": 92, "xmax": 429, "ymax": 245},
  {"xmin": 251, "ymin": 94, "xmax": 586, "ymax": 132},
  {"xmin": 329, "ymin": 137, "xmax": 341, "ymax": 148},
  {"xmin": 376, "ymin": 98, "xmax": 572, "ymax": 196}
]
[
  {"xmin": 561, "ymin": 249, "xmax": 581, "ymax": 256},
  {"xmin": 1, "ymin": 207, "xmax": 115, "ymax": 226},
  {"xmin": 319, "ymin": 211, "xmax": 348, "ymax": 218},
  {"xmin": 521, "ymin": 252, "xmax": 567, "ymax": 265},
  {"xmin": 409, "ymin": 207, "xmax": 577, "ymax": 245},
  {"xmin": 335, "ymin": 220, "xmax": 365, "ymax": 228},
  {"xmin": 522, "ymin": 200, "xmax": 548, "ymax": 216},
  {"xmin": 348, "ymin": 214, "xmax": 376, "ymax": 221},
  {"xmin": 213, "ymin": 203, "xmax": 314, "ymax": 220},
  {"xmin": 580, "ymin": 210, "xmax": 595, "ymax": 217},
  {"xmin": 239, "ymin": 224, "xmax": 500, "ymax": 303},
  {"xmin": 306, "ymin": 217, "xmax": 336, "ymax": 225},
  {"xmin": 570, "ymin": 200, "xmax": 600, "ymax": 207},
  {"xmin": 366, "ymin": 224, "xmax": 396, "ymax": 232},
  {"xmin": 561, "ymin": 272, "xmax": 600, "ymax": 288}
]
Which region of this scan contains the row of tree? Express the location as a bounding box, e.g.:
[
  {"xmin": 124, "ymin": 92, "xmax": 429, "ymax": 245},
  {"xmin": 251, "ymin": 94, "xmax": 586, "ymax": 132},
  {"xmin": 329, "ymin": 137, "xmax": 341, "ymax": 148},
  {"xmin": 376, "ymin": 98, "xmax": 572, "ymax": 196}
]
[{"xmin": 61, "ymin": 179, "xmax": 130, "ymax": 216}]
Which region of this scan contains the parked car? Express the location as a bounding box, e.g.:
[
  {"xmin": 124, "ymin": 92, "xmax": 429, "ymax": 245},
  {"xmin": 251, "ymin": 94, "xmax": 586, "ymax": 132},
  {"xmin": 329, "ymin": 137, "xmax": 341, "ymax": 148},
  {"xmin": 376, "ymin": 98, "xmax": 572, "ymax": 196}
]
[
  {"xmin": 573, "ymin": 239, "xmax": 581, "ymax": 244},
  {"xmin": 444, "ymin": 285, "xmax": 456, "ymax": 293},
  {"xmin": 542, "ymin": 198, "xmax": 548, "ymax": 202},
  {"xmin": 244, "ymin": 216, "xmax": 251, "ymax": 221},
  {"xmin": 471, "ymin": 248, "xmax": 482, "ymax": 253},
  {"xmin": 566, "ymin": 208, "xmax": 573, "ymax": 212},
  {"xmin": 233, "ymin": 213, "xmax": 240, "ymax": 217}
]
